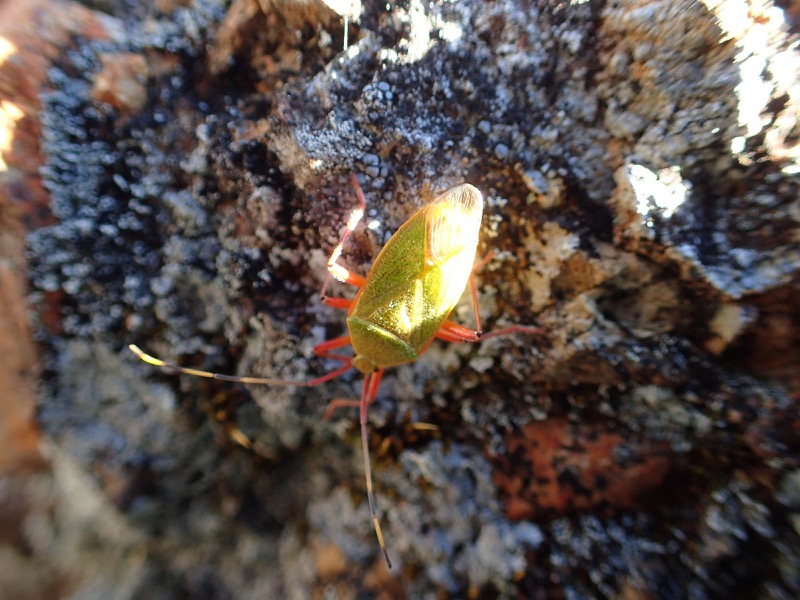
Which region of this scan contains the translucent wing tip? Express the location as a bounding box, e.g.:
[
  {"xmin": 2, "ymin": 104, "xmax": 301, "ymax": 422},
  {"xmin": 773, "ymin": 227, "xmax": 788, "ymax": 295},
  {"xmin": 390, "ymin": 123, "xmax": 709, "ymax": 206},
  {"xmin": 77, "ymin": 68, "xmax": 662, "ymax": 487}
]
[
  {"xmin": 426, "ymin": 184, "xmax": 484, "ymax": 262},
  {"xmin": 436, "ymin": 183, "xmax": 483, "ymax": 216}
]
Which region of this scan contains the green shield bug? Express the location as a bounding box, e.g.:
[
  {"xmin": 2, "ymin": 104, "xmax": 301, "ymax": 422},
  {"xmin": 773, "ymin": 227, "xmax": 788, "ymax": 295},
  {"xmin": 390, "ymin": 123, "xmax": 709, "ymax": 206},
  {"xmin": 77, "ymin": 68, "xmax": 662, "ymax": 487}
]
[{"xmin": 130, "ymin": 174, "xmax": 543, "ymax": 567}]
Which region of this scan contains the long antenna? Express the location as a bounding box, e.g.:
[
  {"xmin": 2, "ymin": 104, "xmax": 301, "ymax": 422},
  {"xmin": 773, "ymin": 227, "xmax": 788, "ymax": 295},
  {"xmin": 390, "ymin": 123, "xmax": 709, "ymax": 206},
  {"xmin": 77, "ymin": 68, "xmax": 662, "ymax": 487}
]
[
  {"xmin": 128, "ymin": 344, "xmax": 353, "ymax": 386},
  {"xmin": 130, "ymin": 343, "xmax": 393, "ymax": 566},
  {"xmin": 360, "ymin": 371, "xmax": 392, "ymax": 568}
]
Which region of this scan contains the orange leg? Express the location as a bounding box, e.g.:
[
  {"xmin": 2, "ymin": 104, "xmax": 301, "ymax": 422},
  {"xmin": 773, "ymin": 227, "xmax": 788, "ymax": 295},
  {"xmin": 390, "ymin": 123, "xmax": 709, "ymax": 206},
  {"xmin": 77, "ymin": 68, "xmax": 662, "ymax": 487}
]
[
  {"xmin": 433, "ymin": 319, "xmax": 544, "ymax": 343},
  {"xmin": 313, "ymin": 334, "xmax": 352, "ymax": 355},
  {"xmin": 323, "ymin": 369, "xmax": 383, "ymax": 420},
  {"xmin": 434, "ymin": 251, "xmax": 545, "ymax": 343},
  {"xmin": 310, "ymin": 334, "xmax": 355, "ymax": 366},
  {"xmin": 481, "ymin": 324, "xmax": 546, "ymax": 339},
  {"xmin": 467, "ymin": 251, "xmax": 494, "ymax": 332},
  {"xmin": 434, "ymin": 319, "xmax": 482, "ymax": 343},
  {"xmin": 472, "ymin": 249, "xmax": 495, "ymax": 273},
  {"xmin": 455, "ymin": 279, "xmax": 545, "ymax": 342},
  {"xmin": 320, "ymin": 174, "xmax": 368, "ymax": 297},
  {"xmin": 322, "ymin": 296, "xmax": 354, "ymax": 311}
]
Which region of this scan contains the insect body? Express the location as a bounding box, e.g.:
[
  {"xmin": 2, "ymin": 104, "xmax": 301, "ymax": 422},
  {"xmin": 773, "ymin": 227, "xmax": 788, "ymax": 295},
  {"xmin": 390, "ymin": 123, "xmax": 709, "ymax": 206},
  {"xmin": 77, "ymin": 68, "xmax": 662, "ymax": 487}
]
[
  {"xmin": 130, "ymin": 175, "xmax": 541, "ymax": 568},
  {"xmin": 348, "ymin": 183, "xmax": 483, "ymax": 373}
]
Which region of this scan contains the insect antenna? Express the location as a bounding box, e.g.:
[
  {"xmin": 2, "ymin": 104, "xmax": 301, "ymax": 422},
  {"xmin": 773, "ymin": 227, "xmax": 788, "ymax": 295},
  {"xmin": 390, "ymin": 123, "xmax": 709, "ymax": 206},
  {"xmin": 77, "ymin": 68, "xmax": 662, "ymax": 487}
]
[
  {"xmin": 128, "ymin": 344, "xmax": 353, "ymax": 387},
  {"xmin": 132, "ymin": 342, "xmax": 394, "ymax": 567},
  {"xmin": 359, "ymin": 370, "xmax": 392, "ymax": 569}
]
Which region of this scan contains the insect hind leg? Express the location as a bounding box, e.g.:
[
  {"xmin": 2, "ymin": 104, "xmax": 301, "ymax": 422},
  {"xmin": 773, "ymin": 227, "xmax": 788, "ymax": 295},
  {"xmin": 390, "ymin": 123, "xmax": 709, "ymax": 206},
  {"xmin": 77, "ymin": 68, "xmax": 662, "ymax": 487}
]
[
  {"xmin": 322, "ymin": 368, "xmax": 383, "ymax": 420},
  {"xmin": 433, "ymin": 253, "xmax": 545, "ymax": 343},
  {"xmin": 434, "ymin": 319, "xmax": 482, "ymax": 343}
]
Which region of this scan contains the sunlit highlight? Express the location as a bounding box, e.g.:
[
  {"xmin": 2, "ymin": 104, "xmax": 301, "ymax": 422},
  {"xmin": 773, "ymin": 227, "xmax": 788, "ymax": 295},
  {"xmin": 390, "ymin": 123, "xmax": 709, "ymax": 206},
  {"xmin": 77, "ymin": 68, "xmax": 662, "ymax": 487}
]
[
  {"xmin": 0, "ymin": 37, "xmax": 16, "ymax": 65},
  {"xmin": 629, "ymin": 164, "xmax": 690, "ymax": 223},
  {"xmin": 0, "ymin": 100, "xmax": 25, "ymax": 173}
]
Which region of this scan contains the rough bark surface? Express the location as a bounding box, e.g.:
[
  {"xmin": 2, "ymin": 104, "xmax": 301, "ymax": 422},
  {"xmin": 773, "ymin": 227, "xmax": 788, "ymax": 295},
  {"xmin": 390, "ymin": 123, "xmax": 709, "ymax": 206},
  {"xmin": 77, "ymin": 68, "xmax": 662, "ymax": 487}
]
[{"xmin": 2, "ymin": 0, "xmax": 799, "ymax": 598}]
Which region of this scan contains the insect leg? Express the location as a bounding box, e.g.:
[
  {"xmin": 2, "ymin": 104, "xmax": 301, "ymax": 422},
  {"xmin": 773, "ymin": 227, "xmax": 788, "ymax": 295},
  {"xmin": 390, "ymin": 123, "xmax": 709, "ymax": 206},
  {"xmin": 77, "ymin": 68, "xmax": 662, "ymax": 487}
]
[
  {"xmin": 434, "ymin": 319, "xmax": 482, "ymax": 343},
  {"xmin": 321, "ymin": 296, "xmax": 353, "ymax": 311},
  {"xmin": 359, "ymin": 369, "xmax": 392, "ymax": 568},
  {"xmin": 432, "ymin": 275, "xmax": 543, "ymax": 344},
  {"xmin": 323, "ymin": 399, "xmax": 360, "ymax": 419},
  {"xmin": 472, "ymin": 249, "xmax": 495, "ymax": 273},
  {"xmin": 320, "ymin": 174, "xmax": 368, "ymax": 297},
  {"xmin": 465, "ymin": 259, "xmax": 546, "ymax": 340},
  {"xmin": 479, "ymin": 324, "xmax": 546, "ymax": 340},
  {"xmin": 468, "ymin": 251, "xmax": 546, "ymax": 339},
  {"xmin": 467, "ymin": 270, "xmax": 485, "ymax": 332},
  {"xmin": 430, "ymin": 253, "xmax": 498, "ymax": 343},
  {"xmin": 312, "ymin": 334, "xmax": 353, "ymax": 361},
  {"xmin": 322, "ymin": 368, "xmax": 383, "ymax": 419},
  {"xmin": 434, "ymin": 318, "xmax": 543, "ymax": 344},
  {"xmin": 466, "ymin": 250, "xmax": 501, "ymax": 331}
]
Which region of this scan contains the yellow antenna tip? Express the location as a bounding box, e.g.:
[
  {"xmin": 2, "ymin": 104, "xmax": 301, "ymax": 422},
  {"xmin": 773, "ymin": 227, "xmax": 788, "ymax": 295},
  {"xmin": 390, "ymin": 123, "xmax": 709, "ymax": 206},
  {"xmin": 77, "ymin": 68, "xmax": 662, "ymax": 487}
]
[{"xmin": 128, "ymin": 344, "xmax": 165, "ymax": 367}]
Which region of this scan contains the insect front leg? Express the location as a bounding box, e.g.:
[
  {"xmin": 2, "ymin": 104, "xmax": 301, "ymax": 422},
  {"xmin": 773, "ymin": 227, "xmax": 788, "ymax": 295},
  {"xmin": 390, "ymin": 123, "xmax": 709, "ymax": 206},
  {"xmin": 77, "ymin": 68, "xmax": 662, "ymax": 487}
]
[
  {"xmin": 320, "ymin": 174, "xmax": 368, "ymax": 297},
  {"xmin": 321, "ymin": 296, "xmax": 353, "ymax": 311}
]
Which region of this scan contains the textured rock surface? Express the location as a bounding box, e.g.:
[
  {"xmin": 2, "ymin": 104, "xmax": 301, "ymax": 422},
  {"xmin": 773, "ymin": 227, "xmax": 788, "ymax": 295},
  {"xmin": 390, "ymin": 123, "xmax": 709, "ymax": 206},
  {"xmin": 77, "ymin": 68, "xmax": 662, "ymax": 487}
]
[{"xmin": 2, "ymin": 0, "xmax": 799, "ymax": 598}]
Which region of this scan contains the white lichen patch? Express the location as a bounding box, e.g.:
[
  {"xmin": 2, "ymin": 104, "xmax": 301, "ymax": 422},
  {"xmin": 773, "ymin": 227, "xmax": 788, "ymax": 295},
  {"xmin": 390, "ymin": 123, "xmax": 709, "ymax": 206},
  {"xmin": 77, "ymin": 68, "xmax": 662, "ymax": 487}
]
[
  {"xmin": 615, "ymin": 163, "xmax": 691, "ymax": 238},
  {"xmin": 519, "ymin": 168, "xmax": 565, "ymax": 208},
  {"xmin": 705, "ymin": 303, "xmax": 756, "ymax": 355},
  {"xmin": 522, "ymin": 221, "xmax": 580, "ymax": 311}
]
